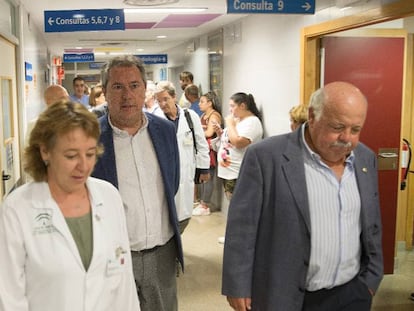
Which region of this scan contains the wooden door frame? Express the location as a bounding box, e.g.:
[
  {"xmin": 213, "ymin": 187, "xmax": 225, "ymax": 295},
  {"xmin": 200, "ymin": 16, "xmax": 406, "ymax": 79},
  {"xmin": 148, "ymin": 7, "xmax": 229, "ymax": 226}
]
[
  {"xmin": 301, "ymin": 0, "xmax": 414, "ymax": 103},
  {"xmin": 300, "ymin": 0, "xmax": 414, "ymax": 250}
]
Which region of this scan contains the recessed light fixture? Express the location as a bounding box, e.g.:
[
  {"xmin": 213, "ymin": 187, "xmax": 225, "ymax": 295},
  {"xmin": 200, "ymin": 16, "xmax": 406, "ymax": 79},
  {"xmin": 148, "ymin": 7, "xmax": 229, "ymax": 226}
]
[
  {"xmin": 124, "ymin": 7, "xmax": 207, "ymax": 13},
  {"xmin": 156, "ymin": 35, "xmax": 167, "ymax": 39},
  {"xmin": 123, "ymin": 0, "xmax": 179, "ymax": 6}
]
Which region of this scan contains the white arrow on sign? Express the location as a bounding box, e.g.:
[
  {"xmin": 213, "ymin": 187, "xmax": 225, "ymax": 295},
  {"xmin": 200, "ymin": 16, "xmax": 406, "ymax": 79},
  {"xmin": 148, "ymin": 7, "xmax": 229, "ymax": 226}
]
[
  {"xmin": 302, "ymin": 2, "xmax": 312, "ymax": 11},
  {"xmin": 48, "ymin": 17, "xmax": 55, "ymax": 26}
]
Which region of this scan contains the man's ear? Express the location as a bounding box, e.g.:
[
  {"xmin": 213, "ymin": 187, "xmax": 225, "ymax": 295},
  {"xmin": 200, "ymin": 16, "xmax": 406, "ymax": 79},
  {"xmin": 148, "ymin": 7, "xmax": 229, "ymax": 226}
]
[{"xmin": 308, "ymin": 107, "xmax": 315, "ymax": 123}]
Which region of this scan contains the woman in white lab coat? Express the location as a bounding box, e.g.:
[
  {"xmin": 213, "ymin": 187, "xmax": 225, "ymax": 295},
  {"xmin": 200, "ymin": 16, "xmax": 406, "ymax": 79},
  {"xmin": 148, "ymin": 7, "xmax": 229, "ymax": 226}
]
[{"xmin": 0, "ymin": 101, "xmax": 140, "ymax": 311}]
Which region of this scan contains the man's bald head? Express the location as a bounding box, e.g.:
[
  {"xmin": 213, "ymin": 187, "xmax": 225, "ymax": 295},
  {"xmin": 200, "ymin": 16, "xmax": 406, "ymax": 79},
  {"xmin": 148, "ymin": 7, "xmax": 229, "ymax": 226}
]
[{"xmin": 44, "ymin": 85, "xmax": 69, "ymax": 107}]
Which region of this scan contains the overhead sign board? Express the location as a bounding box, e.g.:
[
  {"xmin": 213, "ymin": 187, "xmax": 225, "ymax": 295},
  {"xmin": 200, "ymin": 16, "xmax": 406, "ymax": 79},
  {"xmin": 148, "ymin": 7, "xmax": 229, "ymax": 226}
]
[
  {"xmin": 63, "ymin": 53, "xmax": 95, "ymax": 63},
  {"xmin": 44, "ymin": 9, "xmax": 125, "ymax": 32},
  {"xmin": 227, "ymin": 0, "xmax": 315, "ymax": 14},
  {"xmin": 136, "ymin": 54, "xmax": 168, "ymax": 65}
]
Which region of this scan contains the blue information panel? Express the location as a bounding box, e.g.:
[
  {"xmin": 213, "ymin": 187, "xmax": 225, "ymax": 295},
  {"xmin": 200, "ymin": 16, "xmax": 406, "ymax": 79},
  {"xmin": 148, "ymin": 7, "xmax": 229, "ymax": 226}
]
[
  {"xmin": 25, "ymin": 62, "xmax": 33, "ymax": 81},
  {"xmin": 227, "ymin": 0, "xmax": 315, "ymax": 14},
  {"xmin": 45, "ymin": 9, "xmax": 125, "ymax": 32},
  {"xmin": 63, "ymin": 53, "xmax": 95, "ymax": 63},
  {"xmin": 135, "ymin": 54, "xmax": 168, "ymax": 65}
]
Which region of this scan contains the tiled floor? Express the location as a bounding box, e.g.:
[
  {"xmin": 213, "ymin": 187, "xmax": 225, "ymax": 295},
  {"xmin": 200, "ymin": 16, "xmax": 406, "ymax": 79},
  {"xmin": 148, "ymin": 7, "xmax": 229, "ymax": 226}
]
[{"xmin": 177, "ymin": 211, "xmax": 414, "ymax": 310}]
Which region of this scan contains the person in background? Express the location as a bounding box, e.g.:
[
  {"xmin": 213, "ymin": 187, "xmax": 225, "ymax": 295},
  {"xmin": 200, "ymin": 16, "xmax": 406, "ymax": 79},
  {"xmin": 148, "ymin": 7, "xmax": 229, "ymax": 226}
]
[
  {"xmin": 289, "ymin": 104, "xmax": 308, "ymax": 131},
  {"xmin": 192, "ymin": 91, "xmax": 222, "ymax": 216},
  {"xmin": 70, "ymin": 76, "xmax": 90, "ymax": 108},
  {"xmin": 25, "ymin": 84, "xmax": 69, "ymax": 147},
  {"xmin": 222, "ymin": 82, "xmax": 383, "ymax": 311},
  {"xmin": 89, "ymin": 84, "xmax": 108, "ymax": 118},
  {"xmin": 184, "ymin": 84, "xmax": 203, "ymax": 117},
  {"xmin": 0, "ymin": 101, "xmax": 140, "ymax": 311},
  {"xmin": 143, "ymin": 80, "xmax": 163, "ymax": 118},
  {"xmin": 155, "ymin": 80, "xmax": 210, "ymax": 233},
  {"xmin": 84, "ymin": 83, "xmax": 91, "ymax": 96},
  {"xmin": 212, "ymin": 92, "xmax": 263, "ymax": 243},
  {"xmin": 178, "ymin": 71, "xmax": 193, "ymax": 108},
  {"xmin": 91, "ymin": 56, "xmax": 182, "ymax": 311},
  {"xmin": 44, "ymin": 84, "xmax": 70, "ymax": 107}
]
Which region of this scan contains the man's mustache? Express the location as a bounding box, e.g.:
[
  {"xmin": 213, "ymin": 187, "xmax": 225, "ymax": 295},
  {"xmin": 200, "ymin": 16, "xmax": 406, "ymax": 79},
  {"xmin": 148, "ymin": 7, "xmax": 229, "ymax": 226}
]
[{"xmin": 331, "ymin": 141, "xmax": 352, "ymax": 148}]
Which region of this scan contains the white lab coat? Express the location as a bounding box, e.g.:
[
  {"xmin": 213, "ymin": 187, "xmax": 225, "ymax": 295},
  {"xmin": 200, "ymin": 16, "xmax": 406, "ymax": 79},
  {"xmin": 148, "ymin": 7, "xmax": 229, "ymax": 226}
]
[
  {"xmin": 175, "ymin": 107, "xmax": 210, "ymax": 221},
  {"xmin": 0, "ymin": 177, "xmax": 140, "ymax": 311}
]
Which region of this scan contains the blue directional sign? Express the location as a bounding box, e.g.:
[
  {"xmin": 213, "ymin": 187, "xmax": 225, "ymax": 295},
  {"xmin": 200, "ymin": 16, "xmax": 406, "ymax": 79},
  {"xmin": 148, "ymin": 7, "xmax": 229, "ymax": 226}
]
[
  {"xmin": 45, "ymin": 9, "xmax": 125, "ymax": 32},
  {"xmin": 227, "ymin": 0, "xmax": 315, "ymax": 14},
  {"xmin": 63, "ymin": 53, "xmax": 95, "ymax": 63},
  {"xmin": 135, "ymin": 54, "xmax": 168, "ymax": 65}
]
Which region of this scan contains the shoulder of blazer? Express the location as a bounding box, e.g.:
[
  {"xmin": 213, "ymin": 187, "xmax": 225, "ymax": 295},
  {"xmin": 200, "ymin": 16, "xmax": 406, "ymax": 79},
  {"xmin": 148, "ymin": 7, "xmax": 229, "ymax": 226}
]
[
  {"xmin": 146, "ymin": 112, "xmax": 176, "ymax": 142},
  {"xmin": 98, "ymin": 116, "xmax": 112, "ymax": 138},
  {"xmin": 146, "ymin": 112, "xmax": 174, "ymax": 130}
]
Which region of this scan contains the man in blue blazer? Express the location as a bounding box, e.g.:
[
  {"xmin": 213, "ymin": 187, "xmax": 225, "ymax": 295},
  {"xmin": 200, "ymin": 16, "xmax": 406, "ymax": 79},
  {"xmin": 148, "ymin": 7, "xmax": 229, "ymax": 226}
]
[
  {"xmin": 91, "ymin": 55, "xmax": 182, "ymax": 311},
  {"xmin": 222, "ymin": 82, "xmax": 383, "ymax": 311}
]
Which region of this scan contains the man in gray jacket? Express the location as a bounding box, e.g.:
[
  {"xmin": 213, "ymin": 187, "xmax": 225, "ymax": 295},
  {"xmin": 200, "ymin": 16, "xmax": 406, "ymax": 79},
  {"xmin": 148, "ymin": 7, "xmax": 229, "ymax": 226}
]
[{"xmin": 222, "ymin": 81, "xmax": 383, "ymax": 311}]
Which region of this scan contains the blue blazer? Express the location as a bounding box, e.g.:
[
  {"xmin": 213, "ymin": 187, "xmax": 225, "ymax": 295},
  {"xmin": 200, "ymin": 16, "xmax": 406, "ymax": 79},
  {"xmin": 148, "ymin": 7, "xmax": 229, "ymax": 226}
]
[
  {"xmin": 222, "ymin": 128, "xmax": 383, "ymax": 310},
  {"xmin": 92, "ymin": 113, "xmax": 183, "ymax": 266}
]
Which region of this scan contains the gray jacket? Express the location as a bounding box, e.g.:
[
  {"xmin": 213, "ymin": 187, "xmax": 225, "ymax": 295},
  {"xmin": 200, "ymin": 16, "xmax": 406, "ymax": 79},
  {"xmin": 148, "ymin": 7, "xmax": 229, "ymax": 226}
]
[{"xmin": 222, "ymin": 128, "xmax": 383, "ymax": 310}]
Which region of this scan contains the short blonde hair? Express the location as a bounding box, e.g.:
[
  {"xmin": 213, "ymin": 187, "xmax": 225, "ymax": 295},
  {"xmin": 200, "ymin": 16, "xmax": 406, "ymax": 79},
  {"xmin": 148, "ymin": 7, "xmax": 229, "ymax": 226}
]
[
  {"xmin": 289, "ymin": 105, "xmax": 308, "ymax": 125},
  {"xmin": 24, "ymin": 101, "xmax": 103, "ymax": 181}
]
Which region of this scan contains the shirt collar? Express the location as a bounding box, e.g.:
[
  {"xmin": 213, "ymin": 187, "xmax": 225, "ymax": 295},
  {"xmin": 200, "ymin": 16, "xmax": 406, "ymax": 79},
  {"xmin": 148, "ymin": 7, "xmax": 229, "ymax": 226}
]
[
  {"xmin": 109, "ymin": 113, "xmax": 148, "ymax": 138},
  {"xmin": 300, "ymin": 122, "xmax": 355, "ymax": 165}
]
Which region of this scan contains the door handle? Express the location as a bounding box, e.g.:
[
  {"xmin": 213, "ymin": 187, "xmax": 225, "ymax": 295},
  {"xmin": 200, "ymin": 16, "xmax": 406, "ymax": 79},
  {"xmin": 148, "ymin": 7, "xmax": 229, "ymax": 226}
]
[
  {"xmin": 2, "ymin": 172, "xmax": 11, "ymax": 181},
  {"xmin": 2, "ymin": 170, "xmax": 11, "ymax": 196}
]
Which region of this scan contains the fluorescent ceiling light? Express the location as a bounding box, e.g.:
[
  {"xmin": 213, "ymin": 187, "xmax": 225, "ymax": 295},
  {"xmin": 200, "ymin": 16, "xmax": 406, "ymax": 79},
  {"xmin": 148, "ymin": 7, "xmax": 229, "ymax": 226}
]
[
  {"xmin": 95, "ymin": 52, "xmax": 127, "ymax": 56},
  {"xmin": 123, "ymin": 0, "xmax": 179, "ymax": 5},
  {"xmin": 124, "ymin": 7, "xmax": 207, "ymax": 14}
]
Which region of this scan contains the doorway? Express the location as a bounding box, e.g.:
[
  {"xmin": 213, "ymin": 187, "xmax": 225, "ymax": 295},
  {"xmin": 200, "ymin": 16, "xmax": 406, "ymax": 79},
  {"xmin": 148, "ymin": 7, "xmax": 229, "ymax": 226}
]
[
  {"xmin": 0, "ymin": 35, "xmax": 20, "ymax": 200},
  {"xmin": 321, "ymin": 33, "xmax": 406, "ymax": 273},
  {"xmin": 301, "ymin": 0, "xmax": 414, "ymax": 274}
]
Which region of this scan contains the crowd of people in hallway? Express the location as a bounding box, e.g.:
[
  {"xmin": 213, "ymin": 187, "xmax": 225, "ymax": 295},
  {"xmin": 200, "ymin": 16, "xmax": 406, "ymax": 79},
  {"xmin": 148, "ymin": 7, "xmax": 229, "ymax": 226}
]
[{"xmin": 0, "ymin": 55, "xmax": 387, "ymax": 311}]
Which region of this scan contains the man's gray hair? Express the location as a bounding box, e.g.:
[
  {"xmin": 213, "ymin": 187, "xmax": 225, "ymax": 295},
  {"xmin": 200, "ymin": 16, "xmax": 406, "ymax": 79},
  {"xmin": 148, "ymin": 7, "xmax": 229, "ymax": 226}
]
[
  {"xmin": 101, "ymin": 55, "xmax": 147, "ymax": 89},
  {"xmin": 308, "ymin": 87, "xmax": 325, "ymax": 121}
]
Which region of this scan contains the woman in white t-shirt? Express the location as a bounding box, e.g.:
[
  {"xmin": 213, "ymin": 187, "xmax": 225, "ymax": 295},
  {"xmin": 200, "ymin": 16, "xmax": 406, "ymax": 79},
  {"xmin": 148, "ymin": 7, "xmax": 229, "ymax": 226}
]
[{"xmin": 212, "ymin": 92, "xmax": 263, "ymax": 200}]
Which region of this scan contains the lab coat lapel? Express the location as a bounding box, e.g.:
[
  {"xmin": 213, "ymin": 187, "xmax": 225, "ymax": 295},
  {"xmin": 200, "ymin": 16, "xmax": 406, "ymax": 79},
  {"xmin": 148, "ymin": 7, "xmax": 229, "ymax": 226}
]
[
  {"xmin": 32, "ymin": 182, "xmax": 86, "ymax": 270},
  {"xmin": 87, "ymin": 181, "xmax": 105, "ymax": 271}
]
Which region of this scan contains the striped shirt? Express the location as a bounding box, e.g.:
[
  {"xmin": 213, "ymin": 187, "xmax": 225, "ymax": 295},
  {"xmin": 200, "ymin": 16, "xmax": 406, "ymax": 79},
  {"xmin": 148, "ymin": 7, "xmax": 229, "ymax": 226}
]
[{"xmin": 301, "ymin": 126, "xmax": 361, "ymax": 291}]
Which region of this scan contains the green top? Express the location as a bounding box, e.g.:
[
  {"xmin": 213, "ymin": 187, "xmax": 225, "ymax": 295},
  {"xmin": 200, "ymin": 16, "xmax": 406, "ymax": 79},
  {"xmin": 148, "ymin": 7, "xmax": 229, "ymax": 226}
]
[{"xmin": 65, "ymin": 212, "xmax": 93, "ymax": 271}]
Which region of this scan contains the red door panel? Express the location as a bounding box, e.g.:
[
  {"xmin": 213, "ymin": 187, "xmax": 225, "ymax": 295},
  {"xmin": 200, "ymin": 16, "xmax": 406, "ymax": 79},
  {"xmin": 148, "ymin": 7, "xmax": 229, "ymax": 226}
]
[{"xmin": 323, "ymin": 36, "xmax": 404, "ymax": 274}]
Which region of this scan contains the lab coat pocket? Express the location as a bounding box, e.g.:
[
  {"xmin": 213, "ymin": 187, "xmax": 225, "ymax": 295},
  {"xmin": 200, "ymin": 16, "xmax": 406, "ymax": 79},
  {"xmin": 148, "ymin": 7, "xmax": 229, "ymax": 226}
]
[
  {"xmin": 183, "ymin": 131, "xmax": 194, "ymax": 147},
  {"xmin": 105, "ymin": 245, "xmax": 127, "ymax": 291},
  {"xmin": 106, "ymin": 246, "xmax": 127, "ymax": 276}
]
